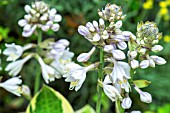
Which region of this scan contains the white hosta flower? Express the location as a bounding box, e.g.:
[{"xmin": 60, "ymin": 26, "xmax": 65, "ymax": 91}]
[
  {"xmin": 37, "ymin": 56, "xmax": 56, "ymax": 84},
  {"xmin": 131, "ymin": 59, "xmax": 139, "ymax": 69},
  {"xmin": 3, "ymin": 43, "xmax": 35, "ymax": 61},
  {"xmin": 110, "ymin": 59, "xmax": 131, "ymax": 83},
  {"xmin": 151, "ymin": 45, "xmax": 163, "ymax": 52},
  {"xmin": 102, "ymin": 75, "xmax": 121, "ymax": 101},
  {"xmin": 64, "ymin": 63, "xmax": 96, "ymax": 91},
  {"xmin": 114, "ymin": 20, "xmax": 122, "ymax": 29},
  {"xmin": 5, "ymin": 55, "xmax": 32, "ymax": 76},
  {"xmin": 77, "ymin": 47, "xmax": 96, "ymax": 62},
  {"xmin": 19, "ymin": 1, "xmax": 62, "ymax": 37},
  {"xmin": 121, "ymin": 97, "xmax": 132, "ymax": 109},
  {"xmin": 135, "ymin": 86, "xmax": 152, "ymax": 103},
  {"xmin": 0, "ymin": 77, "xmax": 22, "ymax": 96},
  {"xmin": 150, "ymin": 56, "xmax": 166, "ymax": 65},
  {"xmin": 140, "ymin": 60, "xmax": 149, "ymax": 69},
  {"xmin": 140, "ymin": 91, "xmax": 152, "ymax": 103}
]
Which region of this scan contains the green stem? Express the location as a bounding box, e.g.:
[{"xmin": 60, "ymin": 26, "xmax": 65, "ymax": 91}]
[
  {"xmin": 96, "ymin": 47, "xmax": 104, "ymax": 113},
  {"xmin": 115, "ymin": 99, "xmax": 124, "ymax": 113},
  {"xmin": 34, "ymin": 30, "xmax": 42, "ymax": 95}
]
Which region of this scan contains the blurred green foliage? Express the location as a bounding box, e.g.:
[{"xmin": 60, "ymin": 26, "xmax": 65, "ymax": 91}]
[{"xmin": 0, "ymin": 0, "xmax": 170, "ymax": 113}]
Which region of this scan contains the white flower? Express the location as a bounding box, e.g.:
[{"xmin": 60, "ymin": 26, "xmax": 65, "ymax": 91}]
[
  {"xmin": 121, "ymin": 97, "xmax": 132, "ymax": 109},
  {"xmin": 129, "ymin": 51, "xmax": 137, "ymax": 59},
  {"xmin": 150, "ymin": 55, "xmax": 166, "ymax": 65},
  {"xmin": 151, "ymin": 45, "xmax": 163, "ymax": 52},
  {"xmin": 110, "ymin": 59, "xmax": 130, "ymax": 83},
  {"xmin": 21, "ymin": 85, "xmax": 31, "ymax": 98},
  {"xmin": 64, "ymin": 63, "xmax": 96, "ymax": 91},
  {"xmin": 18, "ymin": 1, "xmax": 62, "ymax": 37},
  {"xmin": 37, "ymin": 56, "xmax": 57, "ymax": 84},
  {"xmin": 131, "ymin": 111, "xmax": 141, "ymax": 113},
  {"xmin": 0, "ymin": 77, "xmax": 22, "ymax": 96},
  {"xmin": 102, "ymin": 75, "xmax": 121, "ymax": 101},
  {"xmin": 77, "ymin": 47, "xmax": 96, "ymax": 62},
  {"xmin": 140, "ymin": 91, "xmax": 152, "ymax": 103},
  {"xmin": 3, "ymin": 43, "xmax": 35, "ymax": 61},
  {"xmin": 131, "ymin": 59, "xmax": 139, "ymax": 69},
  {"xmin": 117, "ymin": 42, "xmax": 127, "ymax": 50},
  {"xmin": 135, "ymin": 86, "xmax": 152, "ymax": 103},
  {"xmin": 140, "ymin": 60, "xmax": 149, "ymax": 69},
  {"xmin": 78, "ymin": 25, "xmax": 91, "ymax": 38},
  {"xmin": 5, "ymin": 55, "xmax": 32, "ymax": 76}
]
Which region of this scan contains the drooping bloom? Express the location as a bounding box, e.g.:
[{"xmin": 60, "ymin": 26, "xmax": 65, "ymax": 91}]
[
  {"xmin": 102, "ymin": 75, "xmax": 121, "ymax": 101},
  {"xmin": 18, "ymin": 1, "xmax": 62, "ymax": 37},
  {"xmin": 5, "ymin": 54, "xmax": 32, "ymax": 76},
  {"xmin": 3, "ymin": 43, "xmax": 34, "ymax": 61},
  {"xmin": 37, "ymin": 56, "xmax": 60, "ymax": 84},
  {"xmin": 63, "ymin": 62, "xmax": 97, "ymax": 91},
  {"xmin": 0, "ymin": 77, "xmax": 22, "ymax": 96}
]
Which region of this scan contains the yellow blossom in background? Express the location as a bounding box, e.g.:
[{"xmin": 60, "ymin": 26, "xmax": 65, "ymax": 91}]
[
  {"xmin": 143, "ymin": 0, "xmax": 154, "ymax": 9},
  {"xmin": 164, "ymin": 35, "xmax": 170, "ymax": 43},
  {"xmin": 158, "ymin": 0, "xmax": 170, "ymax": 20}
]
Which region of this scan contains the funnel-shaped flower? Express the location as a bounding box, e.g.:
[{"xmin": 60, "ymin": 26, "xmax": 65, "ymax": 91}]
[
  {"xmin": 102, "ymin": 75, "xmax": 121, "ymax": 101},
  {"xmin": 3, "ymin": 43, "xmax": 35, "ymax": 61},
  {"xmin": 0, "ymin": 77, "xmax": 22, "ymax": 96},
  {"xmin": 64, "ymin": 63, "xmax": 97, "ymax": 91},
  {"xmin": 37, "ymin": 56, "xmax": 57, "ymax": 84},
  {"xmin": 5, "ymin": 55, "xmax": 32, "ymax": 76}
]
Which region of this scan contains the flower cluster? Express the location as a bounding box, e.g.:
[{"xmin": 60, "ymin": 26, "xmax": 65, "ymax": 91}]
[
  {"xmin": 18, "ymin": 1, "xmax": 62, "ymax": 37},
  {"xmin": 128, "ymin": 21, "xmax": 166, "ymax": 69},
  {"xmin": 76, "ymin": 3, "xmax": 166, "ymax": 110},
  {"xmin": 1, "ymin": 1, "xmax": 67, "ymax": 96}
]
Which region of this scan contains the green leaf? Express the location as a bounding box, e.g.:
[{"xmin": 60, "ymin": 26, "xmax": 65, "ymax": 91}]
[
  {"xmin": 26, "ymin": 85, "xmax": 74, "ymax": 113},
  {"xmin": 133, "ymin": 80, "xmax": 151, "ymax": 88},
  {"xmin": 75, "ymin": 105, "xmax": 96, "ymax": 113}
]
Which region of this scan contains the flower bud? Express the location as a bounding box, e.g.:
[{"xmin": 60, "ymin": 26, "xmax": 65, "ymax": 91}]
[
  {"xmin": 18, "ymin": 19, "xmax": 27, "ymax": 27},
  {"xmin": 139, "ymin": 48, "xmax": 147, "ymax": 54},
  {"xmin": 99, "ymin": 18, "xmax": 105, "ymax": 29},
  {"xmin": 93, "ymin": 21, "xmax": 99, "ymax": 29},
  {"xmin": 121, "ymin": 97, "xmax": 132, "ymax": 109},
  {"xmin": 112, "ymin": 49, "xmax": 125, "ymax": 60},
  {"xmin": 149, "ymin": 58, "xmax": 155, "ymax": 67},
  {"xmin": 151, "ymin": 45, "xmax": 163, "ymax": 52},
  {"xmin": 140, "ymin": 91, "xmax": 152, "ymax": 103},
  {"xmin": 102, "ymin": 30, "xmax": 109, "ymax": 39},
  {"xmin": 78, "ymin": 25, "xmax": 91, "ymax": 37},
  {"xmin": 54, "ymin": 14, "xmax": 62, "ymax": 22},
  {"xmin": 77, "ymin": 47, "xmax": 96, "ymax": 62},
  {"xmin": 21, "ymin": 85, "xmax": 31, "ymax": 99},
  {"xmin": 150, "ymin": 56, "xmax": 166, "ymax": 65},
  {"xmin": 24, "ymin": 5, "xmax": 31, "ymax": 13},
  {"xmin": 93, "ymin": 33, "xmax": 100, "ymax": 41},
  {"xmin": 41, "ymin": 25, "xmax": 50, "ymax": 32},
  {"xmin": 122, "ymin": 31, "xmax": 131, "ymax": 37},
  {"xmin": 51, "ymin": 24, "xmax": 60, "ymax": 31},
  {"xmin": 114, "ymin": 20, "xmax": 122, "ymax": 29},
  {"xmin": 140, "ymin": 60, "xmax": 149, "ymax": 69},
  {"xmin": 131, "ymin": 59, "xmax": 139, "ymax": 69},
  {"xmin": 129, "ymin": 51, "xmax": 137, "ymax": 59},
  {"xmin": 104, "ymin": 45, "xmax": 113, "ymax": 52},
  {"xmin": 117, "ymin": 42, "xmax": 127, "ymax": 50}
]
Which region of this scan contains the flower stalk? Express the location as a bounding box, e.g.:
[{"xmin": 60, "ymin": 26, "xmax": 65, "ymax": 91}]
[
  {"xmin": 96, "ymin": 47, "xmax": 104, "ymax": 113},
  {"xmin": 115, "ymin": 99, "xmax": 124, "ymax": 113},
  {"xmin": 34, "ymin": 30, "xmax": 42, "ymax": 95}
]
